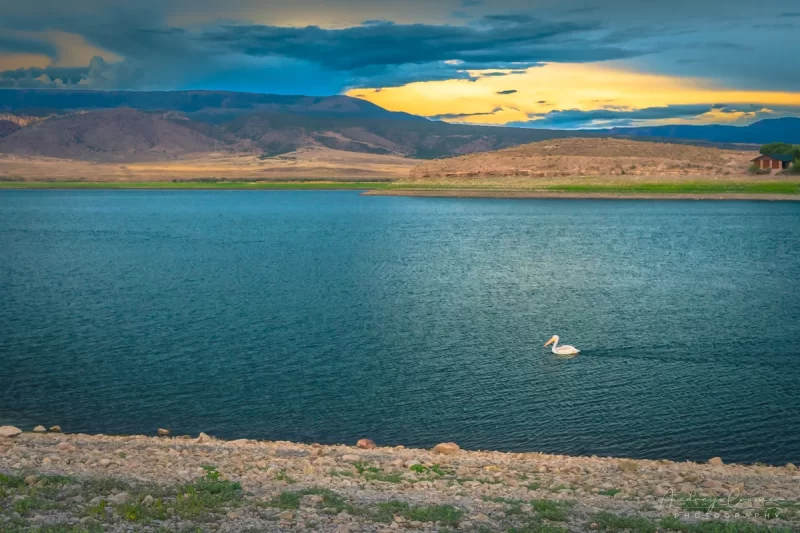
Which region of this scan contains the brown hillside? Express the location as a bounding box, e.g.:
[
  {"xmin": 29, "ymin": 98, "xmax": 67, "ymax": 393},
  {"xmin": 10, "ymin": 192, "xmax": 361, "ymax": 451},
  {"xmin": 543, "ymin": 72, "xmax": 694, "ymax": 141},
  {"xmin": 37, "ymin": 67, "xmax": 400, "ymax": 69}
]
[
  {"xmin": 0, "ymin": 120, "xmax": 21, "ymax": 137},
  {"xmin": 411, "ymin": 138, "xmax": 757, "ymax": 179},
  {"xmin": 0, "ymin": 108, "xmax": 235, "ymax": 162}
]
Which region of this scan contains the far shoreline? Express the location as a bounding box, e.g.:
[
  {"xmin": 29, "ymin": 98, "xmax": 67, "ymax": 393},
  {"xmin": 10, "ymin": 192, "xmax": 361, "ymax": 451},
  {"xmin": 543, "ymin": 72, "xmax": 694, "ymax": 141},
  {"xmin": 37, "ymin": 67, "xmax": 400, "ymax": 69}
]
[
  {"xmin": 2, "ymin": 180, "xmax": 800, "ymax": 200},
  {"xmin": 362, "ymin": 189, "xmax": 800, "ymax": 201}
]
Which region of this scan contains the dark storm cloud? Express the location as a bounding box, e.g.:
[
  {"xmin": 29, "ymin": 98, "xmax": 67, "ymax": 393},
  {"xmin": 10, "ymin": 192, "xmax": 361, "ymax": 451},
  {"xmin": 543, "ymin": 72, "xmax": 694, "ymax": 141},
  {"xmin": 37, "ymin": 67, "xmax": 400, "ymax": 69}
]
[
  {"xmin": 200, "ymin": 15, "xmax": 641, "ymax": 72},
  {"xmin": 496, "ymin": 89, "xmax": 517, "ymax": 94},
  {"xmin": 0, "ymin": 12, "xmax": 647, "ymax": 91},
  {"xmin": 1, "ymin": 0, "xmax": 799, "ymax": 98},
  {"xmin": 0, "ymin": 35, "xmax": 58, "ymax": 59},
  {"xmin": 0, "ymin": 65, "xmax": 88, "ymax": 88}
]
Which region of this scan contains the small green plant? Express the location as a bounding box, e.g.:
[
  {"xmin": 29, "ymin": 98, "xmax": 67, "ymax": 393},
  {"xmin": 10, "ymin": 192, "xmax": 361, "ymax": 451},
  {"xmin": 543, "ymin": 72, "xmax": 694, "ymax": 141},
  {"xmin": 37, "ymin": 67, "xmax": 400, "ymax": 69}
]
[
  {"xmin": 598, "ymin": 488, "xmax": 622, "ymax": 497},
  {"xmin": 591, "ymin": 512, "xmax": 656, "ymax": 533},
  {"xmin": 274, "ymin": 470, "xmax": 296, "ymax": 484},
  {"xmin": 532, "ymin": 499, "xmax": 571, "ymax": 522},
  {"xmin": 201, "ymin": 465, "xmax": 221, "ymax": 481},
  {"xmin": 372, "ymin": 500, "xmax": 464, "ymax": 526},
  {"xmin": 14, "ymin": 498, "xmax": 32, "ymax": 516},
  {"xmin": 84, "ymin": 500, "xmax": 108, "ymax": 520}
]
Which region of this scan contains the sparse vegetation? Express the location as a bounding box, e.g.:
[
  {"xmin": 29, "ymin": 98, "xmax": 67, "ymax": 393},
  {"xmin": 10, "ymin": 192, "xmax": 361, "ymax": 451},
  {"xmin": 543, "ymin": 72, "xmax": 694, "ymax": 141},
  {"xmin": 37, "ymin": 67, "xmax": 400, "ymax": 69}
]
[{"xmin": 749, "ymin": 164, "xmax": 771, "ymax": 175}]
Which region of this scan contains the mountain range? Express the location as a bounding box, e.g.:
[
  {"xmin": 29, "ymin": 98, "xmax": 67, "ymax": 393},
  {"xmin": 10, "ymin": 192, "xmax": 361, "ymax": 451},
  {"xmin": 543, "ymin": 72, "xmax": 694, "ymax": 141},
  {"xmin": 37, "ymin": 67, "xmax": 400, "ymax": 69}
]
[{"xmin": 0, "ymin": 89, "xmax": 797, "ymax": 163}]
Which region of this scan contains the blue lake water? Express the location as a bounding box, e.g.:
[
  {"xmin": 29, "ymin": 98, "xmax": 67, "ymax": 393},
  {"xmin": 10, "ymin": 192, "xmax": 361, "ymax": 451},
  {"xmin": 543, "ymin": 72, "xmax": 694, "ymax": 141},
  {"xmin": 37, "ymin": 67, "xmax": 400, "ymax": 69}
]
[{"xmin": 1, "ymin": 190, "xmax": 799, "ymax": 465}]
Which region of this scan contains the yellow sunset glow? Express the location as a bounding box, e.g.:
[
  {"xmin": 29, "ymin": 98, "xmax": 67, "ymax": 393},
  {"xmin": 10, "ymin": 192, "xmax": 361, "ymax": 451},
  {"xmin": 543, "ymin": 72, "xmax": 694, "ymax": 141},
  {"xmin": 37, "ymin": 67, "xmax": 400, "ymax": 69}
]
[{"xmin": 348, "ymin": 62, "xmax": 800, "ymax": 126}]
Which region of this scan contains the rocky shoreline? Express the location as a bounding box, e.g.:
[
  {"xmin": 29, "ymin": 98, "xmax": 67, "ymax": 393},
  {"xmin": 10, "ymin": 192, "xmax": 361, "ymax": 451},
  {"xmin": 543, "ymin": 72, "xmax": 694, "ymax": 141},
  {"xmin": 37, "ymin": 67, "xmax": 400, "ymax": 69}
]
[{"xmin": 1, "ymin": 426, "xmax": 798, "ymax": 532}]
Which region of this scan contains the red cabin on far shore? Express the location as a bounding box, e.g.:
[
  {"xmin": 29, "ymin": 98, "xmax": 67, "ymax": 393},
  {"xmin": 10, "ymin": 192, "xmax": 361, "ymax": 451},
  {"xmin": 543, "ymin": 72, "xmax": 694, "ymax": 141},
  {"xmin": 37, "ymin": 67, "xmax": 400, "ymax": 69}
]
[{"xmin": 751, "ymin": 154, "xmax": 794, "ymax": 171}]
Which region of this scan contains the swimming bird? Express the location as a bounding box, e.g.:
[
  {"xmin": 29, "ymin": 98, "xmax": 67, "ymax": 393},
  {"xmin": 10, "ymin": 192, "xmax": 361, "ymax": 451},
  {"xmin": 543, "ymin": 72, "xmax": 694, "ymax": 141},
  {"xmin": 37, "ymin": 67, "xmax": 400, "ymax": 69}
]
[{"xmin": 544, "ymin": 335, "xmax": 580, "ymax": 355}]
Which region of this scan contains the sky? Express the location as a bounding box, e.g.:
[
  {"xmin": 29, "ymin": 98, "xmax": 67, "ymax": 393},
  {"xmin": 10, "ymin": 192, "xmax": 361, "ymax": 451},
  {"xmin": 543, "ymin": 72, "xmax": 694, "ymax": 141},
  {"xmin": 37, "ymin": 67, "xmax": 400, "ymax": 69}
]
[{"xmin": 1, "ymin": 0, "xmax": 799, "ymax": 128}]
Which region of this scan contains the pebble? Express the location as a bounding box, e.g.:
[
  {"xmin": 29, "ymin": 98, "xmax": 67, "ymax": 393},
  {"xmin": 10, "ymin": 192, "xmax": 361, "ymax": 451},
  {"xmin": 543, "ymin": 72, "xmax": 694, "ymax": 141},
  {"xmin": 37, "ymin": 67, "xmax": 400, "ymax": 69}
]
[{"xmin": 107, "ymin": 492, "xmax": 129, "ymax": 504}]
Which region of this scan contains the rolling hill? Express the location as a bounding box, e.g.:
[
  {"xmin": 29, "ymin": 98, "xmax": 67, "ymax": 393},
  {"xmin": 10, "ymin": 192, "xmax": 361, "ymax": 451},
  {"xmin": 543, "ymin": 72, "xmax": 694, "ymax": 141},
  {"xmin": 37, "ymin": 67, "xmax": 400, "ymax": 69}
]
[
  {"xmin": 0, "ymin": 108, "xmax": 227, "ymax": 161},
  {"xmin": 410, "ymin": 137, "xmax": 757, "ymax": 179},
  {"xmin": 0, "ymin": 89, "xmax": 796, "ymax": 169},
  {"xmin": 596, "ymin": 117, "xmax": 800, "ymax": 145}
]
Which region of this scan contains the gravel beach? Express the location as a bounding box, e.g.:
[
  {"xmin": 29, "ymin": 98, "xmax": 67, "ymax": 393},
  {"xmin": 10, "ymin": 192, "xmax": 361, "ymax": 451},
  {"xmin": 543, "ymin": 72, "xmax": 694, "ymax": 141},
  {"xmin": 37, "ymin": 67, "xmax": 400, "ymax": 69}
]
[{"xmin": 1, "ymin": 428, "xmax": 797, "ymax": 532}]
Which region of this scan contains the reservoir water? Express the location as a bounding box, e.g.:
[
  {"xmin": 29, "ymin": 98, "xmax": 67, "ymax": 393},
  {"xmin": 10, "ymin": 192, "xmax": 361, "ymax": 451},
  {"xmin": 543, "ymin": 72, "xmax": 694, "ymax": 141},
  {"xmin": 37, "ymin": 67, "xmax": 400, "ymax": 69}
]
[{"xmin": 1, "ymin": 190, "xmax": 798, "ymax": 464}]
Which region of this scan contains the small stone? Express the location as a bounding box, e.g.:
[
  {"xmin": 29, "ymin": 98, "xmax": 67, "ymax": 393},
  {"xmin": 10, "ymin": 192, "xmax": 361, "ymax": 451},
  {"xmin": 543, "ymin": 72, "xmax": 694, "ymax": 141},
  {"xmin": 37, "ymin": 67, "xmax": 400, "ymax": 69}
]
[
  {"xmin": 613, "ymin": 491, "xmax": 628, "ymax": 500},
  {"xmin": 157, "ymin": 428, "xmax": 171, "ymax": 437},
  {"xmin": 472, "ymin": 514, "xmax": 490, "ymax": 522},
  {"xmin": 708, "ymin": 457, "xmax": 723, "ymax": 466},
  {"xmin": 197, "ymin": 432, "xmax": 213, "ymax": 443},
  {"xmin": 357, "ymin": 438, "xmax": 376, "ymax": 449},
  {"xmin": 56, "ymin": 441, "xmax": 76, "ymax": 452},
  {"xmin": 653, "ymin": 485, "xmax": 668, "ymax": 496},
  {"xmin": 404, "ymin": 460, "xmax": 420, "ymax": 468},
  {"xmin": 520, "ymin": 505, "xmax": 532, "ymax": 513},
  {"xmin": 301, "ymin": 495, "xmax": 323, "ymax": 507},
  {"xmin": 24, "ymin": 475, "xmax": 39, "ymax": 486},
  {"xmin": 389, "ymin": 522, "xmax": 399, "ymax": 529},
  {"xmin": 226, "ymin": 510, "xmax": 242, "ymax": 520},
  {"xmin": 702, "ymin": 480, "xmax": 723, "ymax": 489},
  {"xmin": 341, "ymin": 454, "xmax": 361, "ymax": 462},
  {"xmin": 432, "ymin": 442, "xmax": 460, "ymax": 455},
  {"xmin": 107, "ymin": 492, "xmax": 129, "ymax": 504},
  {"xmin": 33, "ymin": 425, "xmax": 46, "ymax": 433},
  {"xmin": 278, "ymin": 511, "xmax": 294, "ymax": 520},
  {"xmin": 458, "ymin": 521, "xmax": 473, "ymax": 530},
  {"xmin": 142, "ymin": 495, "xmax": 154, "ymax": 506},
  {"xmin": 589, "ymin": 522, "xmax": 599, "ymax": 530},
  {"xmin": 98, "ymin": 458, "xmax": 111, "ymax": 467},
  {"xmin": 786, "ymin": 463, "xmax": 797, "ymax": 471},
  {"xmin": 618, "ymin": 460, "xmax": 638, "ymax": 472},
  {"xmin": 49, "ymin": 426, "xmax": 61, "ymax": 433},
  {"xmin": 0, "ymin": 426, "xmax": 22, "ymax": 438}
]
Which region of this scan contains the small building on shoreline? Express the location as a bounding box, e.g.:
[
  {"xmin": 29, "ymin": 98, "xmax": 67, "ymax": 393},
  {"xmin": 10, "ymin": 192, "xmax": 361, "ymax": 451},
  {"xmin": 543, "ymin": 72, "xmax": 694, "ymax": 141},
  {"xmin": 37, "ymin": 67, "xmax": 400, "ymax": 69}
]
[{"xmin": 751, "ymin": 154, "xmax": 794, "ymax": 171}]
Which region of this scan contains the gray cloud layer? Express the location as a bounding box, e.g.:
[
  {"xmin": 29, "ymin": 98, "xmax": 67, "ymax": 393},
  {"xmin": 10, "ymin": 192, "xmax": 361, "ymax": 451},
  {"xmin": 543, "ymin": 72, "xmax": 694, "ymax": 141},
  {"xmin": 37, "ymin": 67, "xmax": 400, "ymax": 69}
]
[
  {"xmin": 0, "ymin": 9, "xmax": 646, "ymax": 91},
  {"xmin": 0, "ymin": 0, "xmax": 798, "ymax": 107},
  {"xmin": 511, "ymin": 104, "xmax": 800, "ymax": 128}
]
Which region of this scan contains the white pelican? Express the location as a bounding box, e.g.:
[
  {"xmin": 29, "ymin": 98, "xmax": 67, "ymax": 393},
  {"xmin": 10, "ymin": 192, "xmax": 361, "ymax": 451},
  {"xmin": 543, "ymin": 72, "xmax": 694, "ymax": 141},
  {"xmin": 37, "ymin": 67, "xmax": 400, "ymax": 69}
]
[{"xmin": 544, "ymin": 335, "xmax": 580, "ymax": 355}]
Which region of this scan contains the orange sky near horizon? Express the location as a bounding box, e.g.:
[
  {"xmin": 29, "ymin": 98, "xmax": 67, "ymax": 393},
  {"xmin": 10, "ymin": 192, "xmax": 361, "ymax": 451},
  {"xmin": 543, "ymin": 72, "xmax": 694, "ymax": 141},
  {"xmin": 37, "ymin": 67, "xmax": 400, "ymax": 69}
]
[{"xmin": 348, "ymin": 63, "xmax": 800, "ymax": 127}]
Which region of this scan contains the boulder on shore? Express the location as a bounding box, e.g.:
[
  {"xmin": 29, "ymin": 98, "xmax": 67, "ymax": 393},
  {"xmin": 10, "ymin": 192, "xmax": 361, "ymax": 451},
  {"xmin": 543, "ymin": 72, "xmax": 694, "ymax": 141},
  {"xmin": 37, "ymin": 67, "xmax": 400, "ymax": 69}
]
[
  {"xmin": 157, "ymin": 428, "xmax": 171, "ymax": 437},
  {"xmin": 432, "ymin": 442, "xmax": 460, "ymax": 455},
  {"xmin": 33, "ymin": 425, "xmax": 47, "ymax": 433},
  {"xmin": 0, "ymin": 426, "xmax": 22, "ymax": 438},
  {"xmin": 708, "ymin": 457, "xmax": 723, "ymax": 466},
  {"xmin": 49, "ymin": 426, "xmax": 62, "ymax": 433},
  {"xmin": 356, "ymin": 439, "xmax": 376, "ymax": 449}
]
